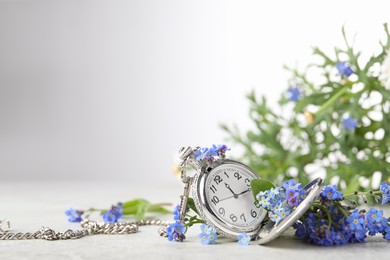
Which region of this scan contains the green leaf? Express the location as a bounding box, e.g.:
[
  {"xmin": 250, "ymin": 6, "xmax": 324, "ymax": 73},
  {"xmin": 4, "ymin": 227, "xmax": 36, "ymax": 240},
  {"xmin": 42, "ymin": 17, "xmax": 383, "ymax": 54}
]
[
  {"xmin": 250, "ymin": 179, "xmax": 275, "ymax": 200},
  {"xmin": 147, "ymin": 204, "xmax": 171, "ymax": 214},
  {"xmin": 187, "ymin": 198, "xmax": 199, "ymax": 215},
  {"xmin": 123, "ymin": 199, "xmax": 149, "ymax": 208},
  {"xmin": 135, "ymin": 200, "xmax": 150, "ymax": 221},
  {"xmin": 122, "ymin": 206, "xmax": 139, "ymax": 215}
]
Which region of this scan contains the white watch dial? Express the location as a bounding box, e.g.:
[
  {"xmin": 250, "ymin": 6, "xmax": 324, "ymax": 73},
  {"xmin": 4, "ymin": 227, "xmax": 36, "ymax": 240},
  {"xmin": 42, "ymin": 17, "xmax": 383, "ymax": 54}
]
[{"xmin": 205, "ymin": 164, "xmax": 265, "ymax": 229}]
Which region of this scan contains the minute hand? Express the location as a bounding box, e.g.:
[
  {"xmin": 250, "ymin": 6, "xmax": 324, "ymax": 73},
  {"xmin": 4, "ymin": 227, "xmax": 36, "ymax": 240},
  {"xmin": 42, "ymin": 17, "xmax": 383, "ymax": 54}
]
[{"xmin": 237, "ymin": 189, "xmax": 251, "ymax": 196}]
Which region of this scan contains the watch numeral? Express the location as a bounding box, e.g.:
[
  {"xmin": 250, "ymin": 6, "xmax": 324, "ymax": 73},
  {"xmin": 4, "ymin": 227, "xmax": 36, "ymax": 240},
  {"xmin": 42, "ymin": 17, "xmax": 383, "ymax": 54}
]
[
  {"xmin": 240, "ymin": 213, "xmax": 246, "ymax": 222},
  {"xmin": 218, "ymin": 207, "xmax": 225, "ymax": 216},
  {"xmin": 234, "ymin": 172, "xmax": 242, "ymax": 180},
  {"xmin": 230, "ymin": 214, "xmax": 238, "ymax": 223},
  {"xmin": 211, "ymin": 196, "xmax": 219, "ymax": 206},
  {"xmin": 214, "ymin": 175, "xmax": 223, "ymax": 185},
  {"xmin": 251, "ymin": 209, "xmax": 257, "ymax": 218},
  {"xmin": 224, "ymin": 171, "xmax": 229, "ymax": 178},
  {"xmin": 210, "ymin": 185, "xmax": 217, "ymax": 194},
  {"xmin": 245, "ymin": 178, "xmax": 250, "ymax": 187}
]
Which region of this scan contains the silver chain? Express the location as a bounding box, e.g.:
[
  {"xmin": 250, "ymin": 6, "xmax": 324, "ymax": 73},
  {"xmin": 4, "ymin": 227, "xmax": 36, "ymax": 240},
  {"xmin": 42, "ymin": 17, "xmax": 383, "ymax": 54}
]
[
  {"xmin": 0, "ymin": 146, "xmax": 222, "ymax": 241},
  {"xmin": 0, "ymin": 219, "xmax": 169, "ymax": 241}
]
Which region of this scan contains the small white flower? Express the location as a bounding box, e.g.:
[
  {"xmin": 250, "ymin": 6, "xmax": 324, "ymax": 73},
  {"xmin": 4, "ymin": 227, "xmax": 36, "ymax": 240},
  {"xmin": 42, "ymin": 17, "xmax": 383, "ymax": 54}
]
[{"xmin": 380, "ymin": 50, "xmax": 390, "ymax": 89}]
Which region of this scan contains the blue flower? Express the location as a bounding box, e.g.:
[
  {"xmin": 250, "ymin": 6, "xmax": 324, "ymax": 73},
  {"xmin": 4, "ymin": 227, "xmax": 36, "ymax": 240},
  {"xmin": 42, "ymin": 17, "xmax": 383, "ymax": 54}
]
[
  {"xmin": 382, "ymin": 193, "xmax": 390, "ymax": 205},
  {"xmin": 212, "ymin": 144, "xmax": 230, "ymax": 153},
  {"xmin": 305, "ymin": 213, "xmax": 317, "ymax": 228},
  {"xmin": 336, "ymin": 62, "xmax": 353, "ymax": 77},
  {"xmin": 199, "ymin": 233, "xmax": 211, "ymax": 244},
  {"xmin": 383, "ymin": 221, "xmax": 390, "ymax": 240},
  {"xmin": 209, "ymin": 233, "xmax": 218, "ymax": 244},
  {"xmin": 277, "ymin": 207, "xmax": 291, "ymax": 220},
  {"xmin": 269, "ymin": 212, "xmax": 282, "ymax": 223},
  {"xmin": 321, "ymin": 185, "xmax": 343, "ymax": 200},
  {"xmin": 380, "ymin": 181, "xmax": 389, "ymax": 193},
  {"xmin": 366, "ymin": 208, "xmax": 383, "ymax": 224},
  {"xmin": 380, "ymin": 182, "xmax": 390, "ymax": 205},
  {"xmin": 342, "ymin": 116, "xmax": 357, "ymax": 130},
  {"xmin": 200, "ymin": 224, "xmax": 216, "ymax": 234},
  {"xmin": 102, "ymin": 205, "xmax": 123, "ymax": 223},
  {"xmin": 207, "ymin": 147, "xmax": 218, "ymax": 160},
  {"xmin": 237, "ymin": 233, "xmax": 250, "ymax": 246},
  {"xmin": 258, "ymin": 196, "xmax": 271, "ymax": 209},
  {"xmin": 294, "ymin": 222, "xmax": 308, "ymax": 239},
  {"xmin": 282, "ymin": 179, "xmax": 300, "ymax": 190},
  {"xmin": 167, "ymin": 221, "xmax": 186, "ymax": 242},
  {"xmin": 286, "ymin": 188, "xmax": 300, "ymax": 207},
  {"xmin": 173, "ymin": 205, "xmax": 180, "ymax": 221},
  {"xmin": 173, "ymin": 222, "xmax": 185, "ymax": 234},
  {"xmin": 350, "ymin": 229, "xmax": 366, "ymax": 243},
  {"xmin": 347, "ymin": 210, "xmax": 365, "ymax": 231},
  {"xmin": 65, "ymin": 208, "xmax": 83, "ymax": 223},
  {"xmin": 199, "ymin": 225, "xmax": 217, "ymax": 244},
  {"xmin": 287, "ymin": 87, "xmax": 301, "ymax": 101},
  {"xmin": 322, "ymin": 230, "xmax": 336, "ymax": 247},
  {"xmin": 366, "ymin": 208, "xmax": 385, "ymax": 235},
  {"xmin": 195, "ymin": 148, "xmax": 209, "ymax": 161},
  {"xmin": 166, "ymin": 224, "xmax": 175, "ymax": 241},
  {"xmin": 335, "ymin": 231, "xmax": 351, "ymax": 245}
]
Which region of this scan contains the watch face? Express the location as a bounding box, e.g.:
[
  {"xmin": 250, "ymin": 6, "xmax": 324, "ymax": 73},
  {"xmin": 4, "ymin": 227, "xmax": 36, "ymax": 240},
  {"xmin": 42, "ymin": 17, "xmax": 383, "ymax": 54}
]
[{"xmin": 202, "ymin": 162, "xmax": 266, "ymax": 234}]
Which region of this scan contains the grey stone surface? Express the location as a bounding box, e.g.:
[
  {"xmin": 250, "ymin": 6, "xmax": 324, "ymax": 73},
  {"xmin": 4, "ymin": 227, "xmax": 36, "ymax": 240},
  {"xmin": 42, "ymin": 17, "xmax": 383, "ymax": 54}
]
[{"xmin": 1, "ymin": 181, "xmax": 389, "ymax": 260}]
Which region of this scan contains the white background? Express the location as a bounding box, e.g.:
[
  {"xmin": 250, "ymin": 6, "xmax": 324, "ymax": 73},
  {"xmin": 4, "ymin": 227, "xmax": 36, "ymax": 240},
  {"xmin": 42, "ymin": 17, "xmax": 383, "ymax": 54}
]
[{"xmin": 1, "ymin": 0, "xmax": 389, "ymax": 183}]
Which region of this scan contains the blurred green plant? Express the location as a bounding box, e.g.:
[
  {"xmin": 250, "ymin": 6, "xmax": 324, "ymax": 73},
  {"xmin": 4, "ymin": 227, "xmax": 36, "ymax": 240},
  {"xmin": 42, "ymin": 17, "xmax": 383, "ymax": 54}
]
[{"xmin": 221, "ymin": 24, "xmax": 390, "ymax": 193}]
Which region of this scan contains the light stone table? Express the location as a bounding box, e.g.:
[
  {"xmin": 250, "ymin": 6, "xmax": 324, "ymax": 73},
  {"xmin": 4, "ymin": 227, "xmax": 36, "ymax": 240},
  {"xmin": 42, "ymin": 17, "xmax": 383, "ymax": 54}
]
[{"xmin": 1, "ymin": 181, "xmax": 389, "ymax": 260}]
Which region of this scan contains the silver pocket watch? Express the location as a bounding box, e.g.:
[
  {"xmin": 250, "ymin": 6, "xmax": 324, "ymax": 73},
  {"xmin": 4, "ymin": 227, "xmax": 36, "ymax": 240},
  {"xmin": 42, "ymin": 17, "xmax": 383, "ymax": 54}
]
[{"xmin": 177, "ymin": 146, "xmax": 323, "ymax": 245}]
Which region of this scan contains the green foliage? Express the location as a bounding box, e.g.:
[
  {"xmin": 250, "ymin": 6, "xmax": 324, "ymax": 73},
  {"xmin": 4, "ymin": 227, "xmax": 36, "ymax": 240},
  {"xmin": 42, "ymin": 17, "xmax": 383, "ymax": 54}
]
[
  {"xmin": 250, "ymin": 179, "xmax": 275, "ymax": 199},
  {"xmin": 122, "ymin": 199, "xmax": 171, "ymax": 221},
  {"xmin": 222, "ymin": 24, "xmax": 390, "ymax": 192},
  {"xmin": 187, "ymin": 197, "xmax": 199, "ymax": 215},
  {"xmin": 184, "ymin": 198, "xmax": 204, "ymax": 227}
]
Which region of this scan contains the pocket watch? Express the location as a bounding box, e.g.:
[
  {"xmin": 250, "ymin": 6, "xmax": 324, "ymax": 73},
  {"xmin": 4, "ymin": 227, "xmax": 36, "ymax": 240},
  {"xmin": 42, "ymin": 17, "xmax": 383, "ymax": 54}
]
[
  {"xmin": 177, "ymin": 146, "xmax": 323, "ymax": 244},
  {"xmin": 177, "ymin": 146, "xmax": 267, "ymax": 240}
]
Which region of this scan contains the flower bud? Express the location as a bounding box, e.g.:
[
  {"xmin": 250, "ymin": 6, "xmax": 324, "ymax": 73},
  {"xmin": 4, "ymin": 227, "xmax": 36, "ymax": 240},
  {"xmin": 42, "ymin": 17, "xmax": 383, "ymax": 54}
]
[{"xmin": 304, "ymin": 111, "xmax": 315, "ymax": 124}]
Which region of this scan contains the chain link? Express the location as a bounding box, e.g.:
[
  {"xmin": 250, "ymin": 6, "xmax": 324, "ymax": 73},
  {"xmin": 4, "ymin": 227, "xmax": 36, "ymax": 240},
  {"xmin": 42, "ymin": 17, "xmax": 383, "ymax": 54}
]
[{"xmin": 0, "ymin": 219, "xmax": 169, "ymax": 241}]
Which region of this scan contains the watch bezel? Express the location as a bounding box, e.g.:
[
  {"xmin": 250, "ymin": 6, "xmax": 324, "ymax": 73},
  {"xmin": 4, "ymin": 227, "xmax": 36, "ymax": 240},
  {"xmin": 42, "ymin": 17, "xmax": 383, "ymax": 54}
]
[{"xmin": 191, "ymin": 159, "xmax": 267, "ymax": 240}]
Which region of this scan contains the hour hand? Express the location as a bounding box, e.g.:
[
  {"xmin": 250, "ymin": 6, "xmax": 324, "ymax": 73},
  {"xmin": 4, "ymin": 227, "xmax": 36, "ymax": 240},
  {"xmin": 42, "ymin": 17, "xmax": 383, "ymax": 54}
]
[{"xmin": 225, "ymin": 183, "xmax": 238, "ymax": 198}]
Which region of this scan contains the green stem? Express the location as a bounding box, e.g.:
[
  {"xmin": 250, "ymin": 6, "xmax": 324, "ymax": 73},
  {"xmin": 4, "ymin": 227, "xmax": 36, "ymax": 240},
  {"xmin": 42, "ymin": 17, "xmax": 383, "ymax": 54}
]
[
  {"xmin": 84, "ymin": 208, "xmax": 106, "ymax": 213},
  {"xmin": 334, "ymin": 202, "xmax": 350, "ymax": 218},
  {"xmin": 344, "ymin": 191, "xmax": 381, "ymax": 197},
  {"xmin": 314, "ymin": 85, "xmax": 349, "ymax": 116},
  {"xmin": 311, "ymin": 203, "xmax": 332, "ymax": 230}
]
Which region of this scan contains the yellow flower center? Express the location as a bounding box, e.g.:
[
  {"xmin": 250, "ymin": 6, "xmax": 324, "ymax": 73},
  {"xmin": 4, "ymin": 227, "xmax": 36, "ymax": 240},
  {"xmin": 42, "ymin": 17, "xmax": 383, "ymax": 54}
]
[
  {"xmin": 354, "ymin": 219, "xmax": 358, "ymax": 224},
  {"xmin": 372, "ymin": 214, "xmax": 376, "ymax": 219}
]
